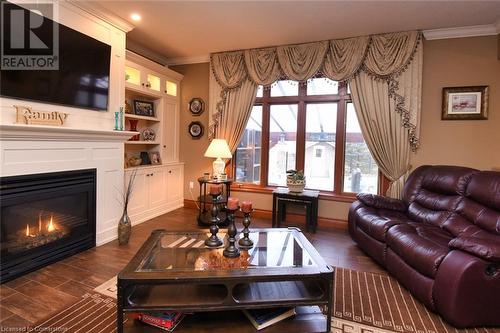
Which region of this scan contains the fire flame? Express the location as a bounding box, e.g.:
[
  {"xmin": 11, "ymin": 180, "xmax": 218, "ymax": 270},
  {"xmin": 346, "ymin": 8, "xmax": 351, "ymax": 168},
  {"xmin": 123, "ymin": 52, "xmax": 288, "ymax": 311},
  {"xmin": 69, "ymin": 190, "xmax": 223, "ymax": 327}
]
[
  {"xmin": 47, "ymin": 216, "xmax": 55, "ymax": 232},
  {"xmin": 26, "ymin": 224, "xmax": 30, "ymax": 236}
]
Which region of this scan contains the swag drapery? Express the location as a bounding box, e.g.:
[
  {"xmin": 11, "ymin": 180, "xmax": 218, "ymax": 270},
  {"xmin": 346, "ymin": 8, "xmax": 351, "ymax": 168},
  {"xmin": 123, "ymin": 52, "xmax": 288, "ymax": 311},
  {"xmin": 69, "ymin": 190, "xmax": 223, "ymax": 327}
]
[{"xmin": 209, "ymin": 31, "xmax": 423, "ymax": 198}]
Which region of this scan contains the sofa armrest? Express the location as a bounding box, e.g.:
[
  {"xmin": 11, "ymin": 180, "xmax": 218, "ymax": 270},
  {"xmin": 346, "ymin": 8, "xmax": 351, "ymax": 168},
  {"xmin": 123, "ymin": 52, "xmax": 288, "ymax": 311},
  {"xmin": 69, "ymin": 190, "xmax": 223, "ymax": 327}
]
[
  {"xmin": 449, "ymin": 236, "xmax": 500, "ymax": 262},
  {"xmin": 356, "ymin": 193, "xmax": 406, "ymax": 212}
]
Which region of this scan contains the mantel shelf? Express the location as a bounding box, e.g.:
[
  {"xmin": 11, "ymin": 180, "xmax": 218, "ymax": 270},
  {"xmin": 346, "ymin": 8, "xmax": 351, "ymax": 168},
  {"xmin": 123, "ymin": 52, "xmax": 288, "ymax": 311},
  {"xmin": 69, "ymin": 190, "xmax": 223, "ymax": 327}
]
[{"xmin": 0, "ymin": 124, "xmax": 136, "ymax": 142}]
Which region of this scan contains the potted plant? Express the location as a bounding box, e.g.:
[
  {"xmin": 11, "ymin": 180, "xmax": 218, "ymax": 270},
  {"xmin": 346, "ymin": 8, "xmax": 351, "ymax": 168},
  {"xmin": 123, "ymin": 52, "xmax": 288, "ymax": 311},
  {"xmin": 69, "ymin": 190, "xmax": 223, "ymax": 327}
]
[{"xmin": 286, "ymin": 170, "xmax": 306, "ymax": 193}]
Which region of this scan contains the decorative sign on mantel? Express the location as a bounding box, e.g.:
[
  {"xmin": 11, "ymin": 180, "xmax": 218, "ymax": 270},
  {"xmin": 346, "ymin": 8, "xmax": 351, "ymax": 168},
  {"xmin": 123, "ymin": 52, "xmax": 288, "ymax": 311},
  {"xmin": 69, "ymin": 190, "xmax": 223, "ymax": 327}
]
[{"xmin": 14, "ymin": 105, "xmax": 69, "ymax": 126}]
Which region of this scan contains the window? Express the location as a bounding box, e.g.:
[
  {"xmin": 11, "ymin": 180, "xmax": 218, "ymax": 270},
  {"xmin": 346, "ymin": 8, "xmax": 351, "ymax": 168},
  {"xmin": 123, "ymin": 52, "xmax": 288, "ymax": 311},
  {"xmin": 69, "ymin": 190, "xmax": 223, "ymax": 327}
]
[{"xmin": 234, "ymin": 77, "xmax": 378, "ymax": 195}]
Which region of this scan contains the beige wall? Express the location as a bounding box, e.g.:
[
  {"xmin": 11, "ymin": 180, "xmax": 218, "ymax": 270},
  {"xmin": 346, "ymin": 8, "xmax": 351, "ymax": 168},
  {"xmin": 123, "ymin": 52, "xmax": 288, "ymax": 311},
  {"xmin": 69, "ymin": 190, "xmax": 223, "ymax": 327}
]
[
  {"xmin": 174, "ymin": 35, "xmax": 500, "ymax": 221},
  {"xmin": 171, "ymin": 63, "xmax": 213, "ymax": 201},
  {"xmin": 411, "ymin": 36, "xmax": 500, "ymax": 170}
]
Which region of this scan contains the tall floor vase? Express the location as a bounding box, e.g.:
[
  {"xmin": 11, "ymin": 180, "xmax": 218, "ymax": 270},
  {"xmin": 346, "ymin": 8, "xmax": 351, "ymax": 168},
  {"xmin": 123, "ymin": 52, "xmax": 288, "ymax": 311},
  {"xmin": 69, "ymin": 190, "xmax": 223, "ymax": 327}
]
[{"xmin": 118, "ymin": 209, "xmax": 131, "ymax": 245}]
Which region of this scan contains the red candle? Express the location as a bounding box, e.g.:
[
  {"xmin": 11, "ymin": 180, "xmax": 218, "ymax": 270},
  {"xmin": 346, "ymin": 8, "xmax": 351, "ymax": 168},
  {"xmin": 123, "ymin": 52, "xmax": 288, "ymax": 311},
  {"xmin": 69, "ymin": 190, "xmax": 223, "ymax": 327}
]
[
  {"xmin": 227, "ymin": 197, "xmax": 239, "ymax": 210},
  {"xmin": 209, "ymin": 185, "xmax": 222, "ymax": 195},
  {"xmin": 241, "ymin": 201, "xmax": 253, "ymax": 213}
]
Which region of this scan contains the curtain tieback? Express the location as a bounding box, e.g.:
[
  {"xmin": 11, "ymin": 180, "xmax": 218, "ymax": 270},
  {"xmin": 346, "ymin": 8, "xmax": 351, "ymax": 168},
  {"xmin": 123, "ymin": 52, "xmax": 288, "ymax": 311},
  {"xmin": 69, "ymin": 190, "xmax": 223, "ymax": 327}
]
[{"xmin": 388, "ymin": 165, "xmax": 412, "ymax": 185}]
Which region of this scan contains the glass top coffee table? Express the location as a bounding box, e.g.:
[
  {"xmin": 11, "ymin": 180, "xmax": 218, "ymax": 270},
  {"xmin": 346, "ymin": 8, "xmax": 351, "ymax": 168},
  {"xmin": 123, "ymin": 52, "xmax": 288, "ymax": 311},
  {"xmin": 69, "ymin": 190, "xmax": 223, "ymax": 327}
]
[{"xmin": 117, "ymin": 228, "xmax": 334, "ymax": 333}]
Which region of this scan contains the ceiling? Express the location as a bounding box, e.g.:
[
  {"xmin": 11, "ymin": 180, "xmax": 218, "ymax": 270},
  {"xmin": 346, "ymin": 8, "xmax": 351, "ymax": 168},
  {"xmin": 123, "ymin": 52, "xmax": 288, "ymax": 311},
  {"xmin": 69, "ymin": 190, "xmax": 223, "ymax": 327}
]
[{"xmin": 91, "ymin": 1, "xmax": 500, "ymax": 63}]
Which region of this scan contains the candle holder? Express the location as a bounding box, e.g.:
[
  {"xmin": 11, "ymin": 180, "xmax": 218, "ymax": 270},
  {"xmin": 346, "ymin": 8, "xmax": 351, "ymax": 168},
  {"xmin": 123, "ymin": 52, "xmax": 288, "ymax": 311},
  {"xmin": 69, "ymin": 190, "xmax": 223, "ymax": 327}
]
[
  {"xmin": 223, "ymin": 206, "xmax": 240, "ymax": 258},
  {"xmin": 205, "ymin": 192, "xmax": 223, "ymax": 247},
  {"xmin": 238, "ymin": 209, "xmax": 254, "ymax": 248}
]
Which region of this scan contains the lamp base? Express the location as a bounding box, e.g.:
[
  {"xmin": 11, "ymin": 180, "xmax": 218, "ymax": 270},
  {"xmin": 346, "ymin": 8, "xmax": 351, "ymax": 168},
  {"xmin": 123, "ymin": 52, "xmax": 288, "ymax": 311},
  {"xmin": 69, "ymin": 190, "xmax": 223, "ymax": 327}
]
[{"xmin": 212, "ymin": 157, "xmax": 225, "ymax": 179}]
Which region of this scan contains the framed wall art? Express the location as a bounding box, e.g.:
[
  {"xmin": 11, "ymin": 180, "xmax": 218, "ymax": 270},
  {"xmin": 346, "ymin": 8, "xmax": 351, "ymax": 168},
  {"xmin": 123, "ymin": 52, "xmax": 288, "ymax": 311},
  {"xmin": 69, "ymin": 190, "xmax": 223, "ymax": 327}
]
[
  {"xmin": 442, "ymin": 86, "xmax": 489, "ymax": 120},
  {"xmin": 189, "ymin": 97, "xmax": 205, "ymax": 116},
  {"xmin": 188, "ymin": 121, "xmax": 204, "ymax": 139}
]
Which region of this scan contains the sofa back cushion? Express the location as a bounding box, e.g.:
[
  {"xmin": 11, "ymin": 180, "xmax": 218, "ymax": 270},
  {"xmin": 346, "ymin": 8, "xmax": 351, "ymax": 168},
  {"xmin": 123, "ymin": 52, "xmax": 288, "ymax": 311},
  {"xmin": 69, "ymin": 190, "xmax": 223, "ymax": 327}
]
[
  {"xmin": 443, "ymin": 171, "xmax": 500, "ymax": 236},
  {"xmin": 402, "ymin": 165, "xmax": 478, "ymax": 227}
]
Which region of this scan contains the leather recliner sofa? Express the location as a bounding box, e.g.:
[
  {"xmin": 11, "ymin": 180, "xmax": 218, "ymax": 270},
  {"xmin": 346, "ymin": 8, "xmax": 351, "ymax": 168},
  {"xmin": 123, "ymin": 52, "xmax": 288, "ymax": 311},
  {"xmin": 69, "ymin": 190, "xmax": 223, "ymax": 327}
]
[{"xmin": 348, "ymin": 165, "xmax": 500, "ymax": 328}]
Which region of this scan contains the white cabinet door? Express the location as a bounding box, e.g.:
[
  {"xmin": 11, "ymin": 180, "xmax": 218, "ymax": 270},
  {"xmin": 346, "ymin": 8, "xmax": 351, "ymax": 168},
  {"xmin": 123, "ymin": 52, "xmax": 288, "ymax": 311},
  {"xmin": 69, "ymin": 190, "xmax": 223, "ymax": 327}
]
[
  {"xmin": 162, "ymin": 100, "xmax": 179, "ymax": 162},
  {"xmin": 125, "ymin": 169, "xmax": 149, "ymax": 218},
  {"xmin": 149, "ymin": 167, "xmax": 168, "ymax": 210},
  {"xmin": 167, "ymin": 164, "xmax": 183, "ymax": 203}
]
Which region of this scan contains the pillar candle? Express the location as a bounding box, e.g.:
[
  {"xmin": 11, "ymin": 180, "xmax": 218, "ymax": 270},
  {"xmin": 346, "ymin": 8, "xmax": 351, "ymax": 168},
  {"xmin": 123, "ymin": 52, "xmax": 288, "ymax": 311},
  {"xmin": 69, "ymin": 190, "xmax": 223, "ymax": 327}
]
[
  {"xmin": 241, "ymin": 201, "xmax": 253, "ymax": 213},
  {"xmin": 209, "ymin": 185, "xmax": 222, "ymax": 195},
  {"xmin": 227, "ymin": 197, "xmax": 239, "ymax": 210}
]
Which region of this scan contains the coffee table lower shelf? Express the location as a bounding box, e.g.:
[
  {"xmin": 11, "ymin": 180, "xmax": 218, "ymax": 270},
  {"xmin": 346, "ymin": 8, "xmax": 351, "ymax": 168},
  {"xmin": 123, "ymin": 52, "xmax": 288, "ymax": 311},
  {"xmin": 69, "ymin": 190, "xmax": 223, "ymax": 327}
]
[{"xmin": 123, "ymin": 306, "xmax": 327, "ymax": 333}]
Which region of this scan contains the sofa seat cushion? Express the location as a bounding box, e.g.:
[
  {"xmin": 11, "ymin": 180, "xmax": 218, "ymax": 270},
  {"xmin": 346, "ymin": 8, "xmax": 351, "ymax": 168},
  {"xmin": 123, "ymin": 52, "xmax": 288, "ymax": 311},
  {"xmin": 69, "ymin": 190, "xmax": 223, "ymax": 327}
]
[
  {"xmin": 386, "ymin": 223, "xmax": 453, "ymax": 278},
  {"xmin": 354, "ymin": 205, "xmax": 408, "ymax": 242}
]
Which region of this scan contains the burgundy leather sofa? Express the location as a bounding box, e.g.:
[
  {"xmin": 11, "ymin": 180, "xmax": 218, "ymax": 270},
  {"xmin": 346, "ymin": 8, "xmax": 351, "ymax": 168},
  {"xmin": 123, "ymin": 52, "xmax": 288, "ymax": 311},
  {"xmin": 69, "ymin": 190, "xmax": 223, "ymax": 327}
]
[{"xmin": 348, "ymin": 165, "xmax": 500, "ymax": 328}]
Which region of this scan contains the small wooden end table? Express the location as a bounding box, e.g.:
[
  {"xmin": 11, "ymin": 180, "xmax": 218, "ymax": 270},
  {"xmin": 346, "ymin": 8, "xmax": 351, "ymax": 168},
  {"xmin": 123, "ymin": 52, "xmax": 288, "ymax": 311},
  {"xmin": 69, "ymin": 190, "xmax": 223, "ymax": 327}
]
[
  {"xmin": 272, "ymin": 187, "xmax": 320, "ymax": 233},
  {"xmin": 197, "ymin": 177, "xmax": 233, "ymax": 226}
]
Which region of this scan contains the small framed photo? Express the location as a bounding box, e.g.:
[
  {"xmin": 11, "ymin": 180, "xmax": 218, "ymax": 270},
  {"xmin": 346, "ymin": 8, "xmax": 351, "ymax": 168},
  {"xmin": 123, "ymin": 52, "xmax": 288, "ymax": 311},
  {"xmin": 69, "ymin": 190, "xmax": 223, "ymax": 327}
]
[
  {"xmin": 442, "ymin": 86, "xmax": 489, "ymax": 120},
  {"xmin": 133, "ymin": 100, "xmax": 155, "ymax": 117},
  {"xmin": 149, "ymin": 151, "xmax": 161, "ymax": 165}
]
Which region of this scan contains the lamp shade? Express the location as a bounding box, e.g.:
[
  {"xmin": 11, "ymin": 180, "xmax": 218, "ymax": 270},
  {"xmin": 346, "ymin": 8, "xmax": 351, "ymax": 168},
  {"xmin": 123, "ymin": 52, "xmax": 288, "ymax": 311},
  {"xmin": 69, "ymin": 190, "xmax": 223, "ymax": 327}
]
[{"xmin": 204, "ymin": 139, "xmax": 232, "ymax": 159}]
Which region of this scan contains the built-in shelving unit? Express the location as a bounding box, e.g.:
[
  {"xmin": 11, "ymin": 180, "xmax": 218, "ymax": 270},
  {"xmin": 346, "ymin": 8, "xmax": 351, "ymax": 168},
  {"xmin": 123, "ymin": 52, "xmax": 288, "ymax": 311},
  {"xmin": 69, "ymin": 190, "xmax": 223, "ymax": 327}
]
[{"xmin": 123, "ymin": 50, "xmax": 185, "ymax": 226}]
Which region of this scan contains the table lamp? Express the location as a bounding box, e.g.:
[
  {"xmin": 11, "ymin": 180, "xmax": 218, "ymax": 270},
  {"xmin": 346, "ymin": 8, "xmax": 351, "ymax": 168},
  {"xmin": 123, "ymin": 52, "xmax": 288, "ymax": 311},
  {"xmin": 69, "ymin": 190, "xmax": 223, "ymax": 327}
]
[{"xmin": 204, "ymin": 139, "xmax": 232, "ymax": 179}]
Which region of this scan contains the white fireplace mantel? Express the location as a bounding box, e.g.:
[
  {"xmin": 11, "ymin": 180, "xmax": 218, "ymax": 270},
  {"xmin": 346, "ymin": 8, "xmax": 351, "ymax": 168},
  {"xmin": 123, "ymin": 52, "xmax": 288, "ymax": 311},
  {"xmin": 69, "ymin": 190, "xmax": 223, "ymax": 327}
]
[
  {"xmin": 0, "ymin": 124, "xmax": 137, "ymax": 142},
  {"xmin": 0, "ymin": 124, "xmax": 136, "ymax": 246}
]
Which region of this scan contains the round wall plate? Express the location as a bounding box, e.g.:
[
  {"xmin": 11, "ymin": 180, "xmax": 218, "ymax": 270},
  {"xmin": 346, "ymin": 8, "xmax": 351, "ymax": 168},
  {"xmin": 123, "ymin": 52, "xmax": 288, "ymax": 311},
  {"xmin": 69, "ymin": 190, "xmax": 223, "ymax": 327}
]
[
  {"xmin": 189, "ymin": 97, "xmax": 205, "ymax": 116},
  {"xmin": 188, "ymin": 121, "xmax": 204, "ymax": 139}
]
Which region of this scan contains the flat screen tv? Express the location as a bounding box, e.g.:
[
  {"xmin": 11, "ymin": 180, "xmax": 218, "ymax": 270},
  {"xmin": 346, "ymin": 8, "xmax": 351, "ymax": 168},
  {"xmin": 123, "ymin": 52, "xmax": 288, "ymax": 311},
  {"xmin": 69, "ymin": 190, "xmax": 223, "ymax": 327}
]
[{"xmin": 0, "ymin": 4, "xmax": 111, "ymax": 111}]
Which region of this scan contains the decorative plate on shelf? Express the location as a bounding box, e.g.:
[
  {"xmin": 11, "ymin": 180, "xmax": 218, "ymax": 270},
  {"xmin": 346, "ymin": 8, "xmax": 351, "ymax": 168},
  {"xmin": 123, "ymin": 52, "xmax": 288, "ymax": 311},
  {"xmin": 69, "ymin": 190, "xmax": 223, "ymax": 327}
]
[
  {"xmin": 189, "ymin": 97, "xmax": 205, "ymax": 116},
  {"xmin": 188, "ymin": 121, "xmax": 204, "ymax": 139},
  {"xmin": 142, "ymin": 128, "xmax": 156, "ymax": 141}
]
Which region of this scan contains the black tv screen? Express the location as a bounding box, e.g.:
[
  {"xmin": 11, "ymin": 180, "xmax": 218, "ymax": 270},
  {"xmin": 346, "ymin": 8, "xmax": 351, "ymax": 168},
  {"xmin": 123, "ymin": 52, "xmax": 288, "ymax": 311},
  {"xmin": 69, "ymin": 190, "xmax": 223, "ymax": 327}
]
[{"xmin": 0, "ymin": 3, "xmax": 111, "ymax": 111}]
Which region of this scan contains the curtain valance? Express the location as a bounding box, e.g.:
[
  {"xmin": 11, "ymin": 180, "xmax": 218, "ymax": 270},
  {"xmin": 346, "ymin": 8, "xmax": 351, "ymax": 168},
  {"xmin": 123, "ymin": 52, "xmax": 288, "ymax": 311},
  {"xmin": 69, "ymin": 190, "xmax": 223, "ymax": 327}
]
[{"xmin": 211, "ymin": 31, "xmax": 421, "ymax": 89}]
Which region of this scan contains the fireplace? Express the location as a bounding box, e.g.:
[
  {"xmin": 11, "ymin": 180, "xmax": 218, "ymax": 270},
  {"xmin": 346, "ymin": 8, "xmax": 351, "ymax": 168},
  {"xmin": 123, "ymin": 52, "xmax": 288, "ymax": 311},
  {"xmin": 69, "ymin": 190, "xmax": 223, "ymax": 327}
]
[{"xmin": 1, "ymin": 169, "xmax": 96, "ymax": 283}]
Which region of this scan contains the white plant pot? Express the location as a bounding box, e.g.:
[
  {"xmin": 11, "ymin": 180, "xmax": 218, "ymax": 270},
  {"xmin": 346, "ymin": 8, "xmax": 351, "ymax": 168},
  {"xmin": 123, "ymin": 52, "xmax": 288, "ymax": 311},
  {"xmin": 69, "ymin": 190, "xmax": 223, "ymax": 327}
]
[{"xmin": 287, "ymin": 179, "xmax": 306, "ymax": 193}]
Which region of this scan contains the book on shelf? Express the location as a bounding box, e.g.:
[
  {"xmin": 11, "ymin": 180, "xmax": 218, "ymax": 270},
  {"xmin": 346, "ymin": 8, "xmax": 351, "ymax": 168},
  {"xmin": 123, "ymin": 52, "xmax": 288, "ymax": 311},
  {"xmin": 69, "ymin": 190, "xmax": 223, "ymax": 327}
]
[
  {"xmin": 242, "ymin": 307, "xmax": 296, "ymax": 330},
  {"xmin": 135, "ymin": 311, "xmax": 184, "ymax": 331}
]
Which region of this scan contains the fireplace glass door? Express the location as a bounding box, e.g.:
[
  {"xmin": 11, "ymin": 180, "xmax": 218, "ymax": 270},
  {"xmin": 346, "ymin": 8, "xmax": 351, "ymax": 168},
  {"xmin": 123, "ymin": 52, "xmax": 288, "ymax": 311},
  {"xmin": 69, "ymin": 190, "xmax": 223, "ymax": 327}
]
[{"xmin": 1, "ymin": 169, "xmax": 96, "ymax": 282}]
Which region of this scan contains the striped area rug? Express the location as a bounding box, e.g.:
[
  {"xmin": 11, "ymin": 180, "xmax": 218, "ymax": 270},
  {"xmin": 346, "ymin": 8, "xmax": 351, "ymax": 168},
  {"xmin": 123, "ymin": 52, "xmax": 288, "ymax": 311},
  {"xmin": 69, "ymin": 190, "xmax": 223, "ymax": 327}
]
[
  {"xmin": 28, "ymin": 268, "xmax": 499, "ymax": 333},
  {"xmin": 332, "ymin": 268, "xmax": 499, "ymax": 333}
]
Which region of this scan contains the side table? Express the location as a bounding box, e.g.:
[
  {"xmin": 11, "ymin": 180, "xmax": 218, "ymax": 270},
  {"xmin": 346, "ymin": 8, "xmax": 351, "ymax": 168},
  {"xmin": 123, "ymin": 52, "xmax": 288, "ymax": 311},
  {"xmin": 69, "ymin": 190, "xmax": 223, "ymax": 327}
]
[
  {"xmin": 272, "ymin": 187, "xmax": 320, "ymax": 233},
  {"xmin": 197, "ymin": 177, "xmax": 233, "ymax": 226}
]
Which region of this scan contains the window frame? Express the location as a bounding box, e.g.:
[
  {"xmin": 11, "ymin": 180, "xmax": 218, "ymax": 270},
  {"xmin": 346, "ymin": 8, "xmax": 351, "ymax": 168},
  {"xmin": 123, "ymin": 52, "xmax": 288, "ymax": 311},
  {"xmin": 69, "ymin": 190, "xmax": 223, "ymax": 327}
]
[{"xmin": 232, "ymin": 79, "xmax": 381, "ymax": 200}]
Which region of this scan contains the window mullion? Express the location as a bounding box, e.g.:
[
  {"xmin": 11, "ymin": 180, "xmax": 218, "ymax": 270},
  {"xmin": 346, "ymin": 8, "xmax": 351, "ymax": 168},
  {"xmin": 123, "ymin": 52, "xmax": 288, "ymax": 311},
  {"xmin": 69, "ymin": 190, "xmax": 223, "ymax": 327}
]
[
  {"xmin": 261, "ymin": 101, "xmax": 270, "ymax": 187},
  {"xmin": 334, "ymin": 90, "xmax": 347, "ymax": 194},
  {"xmin": 296, "ymin": 101, "xmax": 306, "ymax": 172}
]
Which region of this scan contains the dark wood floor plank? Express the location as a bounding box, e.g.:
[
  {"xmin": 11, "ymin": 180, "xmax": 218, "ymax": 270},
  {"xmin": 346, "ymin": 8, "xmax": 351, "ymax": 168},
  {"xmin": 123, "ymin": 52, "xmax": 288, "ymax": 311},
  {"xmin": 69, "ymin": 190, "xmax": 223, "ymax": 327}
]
[
  {"xmin": 1, "ymin": 293, "xmax": 52, "ymax": 323},
  {"xmin": 0, "ymin": 314, "xmax": 31, "ymax": 329},
  {"xmin": 15, "ymin": 280, "xmax": 78, "ymax": 311},
  {"xmin": 55, "ymin": 280, "xmax": 93, "ymax": 298}
]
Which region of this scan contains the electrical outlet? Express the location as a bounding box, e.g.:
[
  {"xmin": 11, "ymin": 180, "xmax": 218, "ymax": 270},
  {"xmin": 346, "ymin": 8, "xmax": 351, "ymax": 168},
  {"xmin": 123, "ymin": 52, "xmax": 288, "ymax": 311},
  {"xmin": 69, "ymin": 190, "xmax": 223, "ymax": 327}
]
[{"xmin": 189, "ymin": 181, "xmax": 194, "ymax": 189}]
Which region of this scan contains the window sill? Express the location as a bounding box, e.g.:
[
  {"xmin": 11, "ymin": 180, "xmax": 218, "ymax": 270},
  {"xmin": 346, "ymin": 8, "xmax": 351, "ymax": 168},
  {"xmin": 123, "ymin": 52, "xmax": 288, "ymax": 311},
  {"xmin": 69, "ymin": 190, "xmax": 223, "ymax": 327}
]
[{"xmin": 230, "ymin": 184, "xmax": 357, "ymax": 203}]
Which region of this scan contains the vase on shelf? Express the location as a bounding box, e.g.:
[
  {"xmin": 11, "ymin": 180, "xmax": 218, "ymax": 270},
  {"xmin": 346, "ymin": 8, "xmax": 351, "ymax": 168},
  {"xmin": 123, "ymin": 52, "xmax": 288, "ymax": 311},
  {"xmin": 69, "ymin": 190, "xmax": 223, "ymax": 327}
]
[
  {"xmin": 128, "ymin": 119, "xmax": 140, "ymax": 141},
  {"xmin": 118, "ymin": 210, "xmax": 131, "ymax": 245}
]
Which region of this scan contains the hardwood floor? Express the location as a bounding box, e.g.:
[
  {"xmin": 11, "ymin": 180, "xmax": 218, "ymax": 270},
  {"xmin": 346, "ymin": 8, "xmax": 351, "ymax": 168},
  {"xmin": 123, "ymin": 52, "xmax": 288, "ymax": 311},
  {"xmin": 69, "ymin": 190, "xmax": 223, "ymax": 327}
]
[{"xmin": 0, "ymin": 207, "xmax": 384, "ymax": 329}]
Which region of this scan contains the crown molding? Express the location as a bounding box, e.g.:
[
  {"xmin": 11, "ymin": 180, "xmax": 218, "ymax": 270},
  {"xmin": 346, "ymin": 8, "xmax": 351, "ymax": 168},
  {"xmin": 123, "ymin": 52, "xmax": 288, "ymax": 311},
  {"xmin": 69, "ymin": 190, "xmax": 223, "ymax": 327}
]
[
  {"xmin": 126, "ymin": 40, "xmax": 172, "ymax": 67},
  {"xmin": 166, "ymin": 55, "xmax": 210, "ymax": 66},
  {"xmin": 64, "ymin": 0, "xmax": 135, "ymax": 33},
  {"xmin": 423, "ymin": 20, "xmax": 500, "ymax": 40}
]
